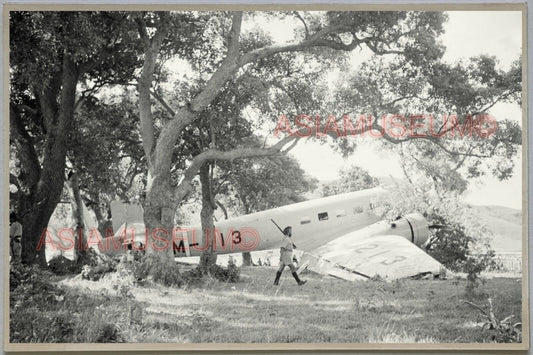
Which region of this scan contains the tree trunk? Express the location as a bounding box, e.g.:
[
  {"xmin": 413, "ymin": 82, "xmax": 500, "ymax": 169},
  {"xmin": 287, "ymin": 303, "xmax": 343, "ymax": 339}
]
[
  {"xmin": 88, "ymin": 192, "xmax": 108, "ymax": 236},
  {"xmin": 143, "ymin": 174, "xmax": 177, "ymax": 264},
  {"xmin": 242, "ymin": 252, "xmax": 253, "ymax": 266},
  {"xmin": 240, "ymin": 202, "xmax": 253, "ymax": 266},
  {"xmin": 18, "ymin": 55, "xmax": 79, "ymax": 266},
  {"xmin": 21, "ymin": 195, "xmax": 60, "ymax": 266},
  {"xmin": 67, "ymin": 173, "xmax": 87, "ymax": 262},
  {"xmin": 199, "ymin": 164, "xmax": 217, "ymax": 271}
]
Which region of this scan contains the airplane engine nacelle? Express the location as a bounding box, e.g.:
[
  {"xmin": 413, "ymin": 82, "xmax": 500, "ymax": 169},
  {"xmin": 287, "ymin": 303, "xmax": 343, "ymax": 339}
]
[{"xmin": 388, "ymin": 213, "xmax": 429, "ymax": 246}]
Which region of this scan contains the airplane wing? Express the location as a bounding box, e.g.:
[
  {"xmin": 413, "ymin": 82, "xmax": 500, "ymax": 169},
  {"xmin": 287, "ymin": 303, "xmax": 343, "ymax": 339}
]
[{"xmin": 298, "ymin": 233, "xmax": 446, "ymax": 281}]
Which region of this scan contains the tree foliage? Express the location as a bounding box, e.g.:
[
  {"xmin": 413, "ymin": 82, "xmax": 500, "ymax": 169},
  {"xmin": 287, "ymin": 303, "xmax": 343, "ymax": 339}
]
[
  {"xmin": 9, "ymin": 11, "xmax": 143, "ymax": 265},
  {"xmin": 321, "ymin": 166, "xmax": 378, "ymax": 197},
  {"xmin": 216, "ymin": 154, "xmax": 318, "ymax": 216},
  {"xmin": 333, "ymin": 54, "xmax": 522, "ymax": 183},
  {"xmin": 67, "ymin": 93, "xmax": 146, "ymax": 231}
]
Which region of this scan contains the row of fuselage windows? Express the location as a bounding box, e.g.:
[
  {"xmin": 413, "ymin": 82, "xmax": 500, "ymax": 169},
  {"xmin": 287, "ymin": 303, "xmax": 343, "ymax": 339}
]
[{"xmin": 300, "ymin": 203, "xmax": 375, "ymax": 225}]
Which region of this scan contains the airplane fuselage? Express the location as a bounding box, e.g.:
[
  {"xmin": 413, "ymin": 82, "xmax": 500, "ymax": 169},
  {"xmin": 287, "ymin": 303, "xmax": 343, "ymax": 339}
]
[{"xmin": 171, "ymin": 187, "xmax": 386, "ymax": 257}]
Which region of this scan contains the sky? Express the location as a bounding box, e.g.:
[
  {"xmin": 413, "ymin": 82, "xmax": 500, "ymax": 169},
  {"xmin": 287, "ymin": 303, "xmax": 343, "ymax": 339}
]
[{"xmin": 284, "ymin": 11, "xmax": 523, "ymax": 209}]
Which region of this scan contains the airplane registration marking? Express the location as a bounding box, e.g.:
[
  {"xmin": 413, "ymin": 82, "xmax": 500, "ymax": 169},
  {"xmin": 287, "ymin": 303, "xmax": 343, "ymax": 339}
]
[
  {"xmin": 367, "ymin": 250, "xmax": 389, "ymax": 259},
  {"xmin": 352, "ymin": 243, "xmax": 378, "ymax": 253},
  {"xmin": 220, "ymin": 231, "xmax": 242, "ymax": 246},
  {"xmin": 175, "ymin": 241, "xmax": 198, "ymax": 253},
  {"xmin": 381, "ymin": 255, "xmax": 406, "ymax": 265},
  {"xmin": 232, "ymin": 231, "xmax": 242, "ymax": 244}
]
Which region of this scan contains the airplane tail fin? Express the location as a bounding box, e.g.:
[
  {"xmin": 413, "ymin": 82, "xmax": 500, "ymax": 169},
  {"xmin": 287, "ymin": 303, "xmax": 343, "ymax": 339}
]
[{"xmin": 110, "ymin": 200, "xmax": 144, "ymax": 233}]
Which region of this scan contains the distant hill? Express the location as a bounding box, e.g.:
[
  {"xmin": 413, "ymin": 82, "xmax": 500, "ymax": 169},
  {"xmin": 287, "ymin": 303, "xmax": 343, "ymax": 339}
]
[{"xmin": 466, "ymin": 204, "xmax": 523, "ymax": 253}]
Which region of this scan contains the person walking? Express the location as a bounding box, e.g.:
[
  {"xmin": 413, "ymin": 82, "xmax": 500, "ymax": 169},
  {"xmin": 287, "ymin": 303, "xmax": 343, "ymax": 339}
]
[{"xmin": 273, "ymin": 226, "xmax": 306, "ymax": 286}]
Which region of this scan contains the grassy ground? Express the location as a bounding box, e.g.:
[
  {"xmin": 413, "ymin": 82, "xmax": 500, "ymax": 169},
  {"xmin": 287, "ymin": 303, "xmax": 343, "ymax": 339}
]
[{"xmin": 50, "ymin": 265, "xmax": 523, "ymax": 344}]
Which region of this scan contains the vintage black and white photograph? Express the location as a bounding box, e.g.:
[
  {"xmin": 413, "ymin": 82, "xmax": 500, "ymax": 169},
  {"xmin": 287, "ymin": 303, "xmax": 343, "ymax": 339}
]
[{"xmin": 5, "ymin": 4, "xmax": 527, "ymax": 351}]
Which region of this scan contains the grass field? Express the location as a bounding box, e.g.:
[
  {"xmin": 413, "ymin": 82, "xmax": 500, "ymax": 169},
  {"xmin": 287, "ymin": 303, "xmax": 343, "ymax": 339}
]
[{"xmin": 50, "ymin": 265, "xmax": 523, "ymax": 344}]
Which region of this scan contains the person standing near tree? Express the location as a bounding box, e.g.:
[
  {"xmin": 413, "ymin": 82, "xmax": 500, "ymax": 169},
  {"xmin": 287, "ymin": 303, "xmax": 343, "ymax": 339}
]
[
  {"xmin": 10, "ymin": 212, "xmax": 23, "ymax": 263},
  {"xmin": 273, "ymin": 226, "xmax": 306, "ymax": 286}
]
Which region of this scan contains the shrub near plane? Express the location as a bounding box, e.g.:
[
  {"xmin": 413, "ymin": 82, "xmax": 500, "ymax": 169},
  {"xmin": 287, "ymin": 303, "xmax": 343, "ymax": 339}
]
[{"xmin": 103, "ymin": 187, "xmax": 446, "ymax": 281}]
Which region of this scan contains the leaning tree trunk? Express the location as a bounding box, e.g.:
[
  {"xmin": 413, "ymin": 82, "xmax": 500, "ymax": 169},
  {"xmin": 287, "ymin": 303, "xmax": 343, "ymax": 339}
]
[{"xmin": 199, "ymin": 164, "xmax": 217, "ymax": 271}]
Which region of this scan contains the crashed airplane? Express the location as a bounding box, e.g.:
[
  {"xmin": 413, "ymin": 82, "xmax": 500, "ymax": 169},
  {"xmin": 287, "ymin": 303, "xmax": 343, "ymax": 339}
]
[{"xmin": 103, "ymin": 187, "xmax": 446, "ymax": 281}]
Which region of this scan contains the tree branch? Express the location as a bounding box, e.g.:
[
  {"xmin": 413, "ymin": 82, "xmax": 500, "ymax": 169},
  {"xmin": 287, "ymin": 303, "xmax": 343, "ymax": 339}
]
[
  {"xmin": 293, "ymin": 12, "xmax": 309, "ymax": 39},
  {"xmin": 215, "ymin": 200, "xmax": 229, "ymax": 220},
  {"xmin": 453, "ymin": 145, "xmax": 474, "ymax": 171},
  {"xmin": 137, "ymin": 12, "xmax": 171, "ymax": 163},
  {"xmin": 150, "ymin": 89, "xmax": 176, "ymax": 116},
  {"xmin": 9, "ymin": 104, "xmax": 41, "ymax": 191},
  {"xmin": 135, "ymin": 16, "xmax": 150, "ymax": 48},
  {"xmin": 227, "ymin": 12, "xmax": 242, "ymax": 56}
]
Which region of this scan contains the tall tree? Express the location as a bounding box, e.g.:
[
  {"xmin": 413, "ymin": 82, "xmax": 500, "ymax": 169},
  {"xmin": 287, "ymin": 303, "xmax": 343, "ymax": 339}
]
[
  {"xmin": 135, "ymin": 11, "xmax": 450, "ymax": 267},
  {"xmin": 9, "ymin": 12, "xmax": 141, "ymax": 265}
]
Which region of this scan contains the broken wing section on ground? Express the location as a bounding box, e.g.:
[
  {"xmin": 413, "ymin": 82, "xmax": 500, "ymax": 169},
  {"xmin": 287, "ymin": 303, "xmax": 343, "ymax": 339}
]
[{"xmin": 298, "ymin": 233, "xmax": 446, "ymax": 281}]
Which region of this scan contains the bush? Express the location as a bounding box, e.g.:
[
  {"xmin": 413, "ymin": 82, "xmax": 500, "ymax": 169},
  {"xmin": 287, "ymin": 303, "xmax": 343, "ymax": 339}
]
[
  {"xmin": 132, "ymin": 253, "xmax": 183, "ymax": 287},
  {"xmin": 181, "ymin": 258, "xmax": 241, "ymax": 287},
  {"xmin": 48, "ymin": 255, "xmax": 81, "ymax": 275},
  {"xmin": 48, "ymin": 248, "xmax": 105, "ymax": 276},
  {"xmin": 131, "ymin": 253, "xmax": 240, "ymax": 287},
  {"xmin": 425, "ymin": 215, "xmax": 472, "ymax": 272},
  {"xmin": 10, "ymin": 263, "xmax": 128, "ymax": 343},
  {"xmin": 10, "ymin": 262, "xmax": 57, "ymax": 295},
  {"xmin": 10, "ymin": 264, "xmax": 72, "ymax": 342},
  {"xmin": 206, "ymin": 258, "xmax": 240, "ymax": 283},
  {"xmin": 462, "ymin": 251, "xmax": 498, "ymax": 297},
  {"xmin": 95, "ymin": 324, "xmax": 124, "ymax": 343},
  {"xmin": 425, "ymin": 214, "xmax": 498, "ymax": 283}
]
